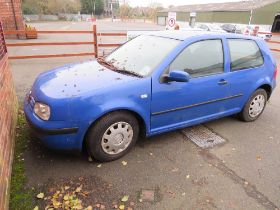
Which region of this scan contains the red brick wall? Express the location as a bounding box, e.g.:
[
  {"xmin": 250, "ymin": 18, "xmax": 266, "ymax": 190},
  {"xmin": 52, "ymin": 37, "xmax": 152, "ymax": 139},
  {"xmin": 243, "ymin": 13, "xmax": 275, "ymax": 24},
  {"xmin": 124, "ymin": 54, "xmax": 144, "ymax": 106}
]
[
  {"xmin": 0, "ymin": 21, "xmax": 18, "ymax": 210},
  {"xmin": 0, "ymin": 0, "xmax": 25, "ymax": 38}
]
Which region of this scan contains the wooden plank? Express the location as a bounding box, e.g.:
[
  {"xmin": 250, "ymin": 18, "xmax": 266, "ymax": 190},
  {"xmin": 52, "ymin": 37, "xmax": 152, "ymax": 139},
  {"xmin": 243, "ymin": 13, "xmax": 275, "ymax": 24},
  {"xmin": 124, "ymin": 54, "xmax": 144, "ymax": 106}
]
[
  {"xmin": 4, "ymin": 30, "xmax": 93, "ymax": 35},
  {"xmin": 98, "ymin": 43, "xmax": 122, "ymax": 47},
  {"xmin": 267, "ymin": 40, "xmax": 280, "ymax": 44},
  {"xmin": 6, "ymin": 41, "xmax": 95, "ymax": 47},
  {"xmin": 37, "ymin": 30, "xmax": 93, "ymax": 34},
  {"xmin": 270, "ymin": 48, "xmax": 280, "ymax": 52},
  {"xmin": 93, "ymin": 25, "xmax": 98, "ymax": 58},
  {"xmin": 98, "ymin": 32, "xmax": 127, "ymax": 36},
  {"xmin": 9, "ymin": 52, "xmax": 95, "ymax": 60}
]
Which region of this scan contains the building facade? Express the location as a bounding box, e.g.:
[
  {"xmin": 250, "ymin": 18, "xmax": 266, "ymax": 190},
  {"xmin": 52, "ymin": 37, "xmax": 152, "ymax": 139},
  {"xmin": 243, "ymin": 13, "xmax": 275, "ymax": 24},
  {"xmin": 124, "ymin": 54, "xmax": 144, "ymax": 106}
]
[
  {"xmin": 0, "ymin": 0, "xmax": 25, "ymax": 38},
  {"xmin": 157, "ymin": 0, "xmax": 280, "ymax": 29}
]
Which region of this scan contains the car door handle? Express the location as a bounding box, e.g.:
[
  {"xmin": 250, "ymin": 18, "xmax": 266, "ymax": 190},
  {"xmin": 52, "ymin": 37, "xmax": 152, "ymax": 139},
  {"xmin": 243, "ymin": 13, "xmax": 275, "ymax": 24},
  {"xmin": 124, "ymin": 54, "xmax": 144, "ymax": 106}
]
[{"xmin": 218, "ymin": 79, "xmax": 228, "ymax": 85}]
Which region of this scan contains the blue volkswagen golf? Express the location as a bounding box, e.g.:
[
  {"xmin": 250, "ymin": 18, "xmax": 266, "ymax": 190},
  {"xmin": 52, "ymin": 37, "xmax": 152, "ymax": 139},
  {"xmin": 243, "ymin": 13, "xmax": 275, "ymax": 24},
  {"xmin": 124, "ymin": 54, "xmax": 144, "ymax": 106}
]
[{"xmin": 24, "ymin": 31, "xmax": 277, "ymax": 162}]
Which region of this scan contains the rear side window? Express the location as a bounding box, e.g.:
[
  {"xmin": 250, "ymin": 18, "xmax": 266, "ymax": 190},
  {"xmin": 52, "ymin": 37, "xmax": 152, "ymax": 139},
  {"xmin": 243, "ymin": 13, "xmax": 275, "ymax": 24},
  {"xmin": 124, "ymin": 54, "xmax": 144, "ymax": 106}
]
[
  {"xmin": 228, "ymin": 39, "xmax": 264, "ymax": 71},
  {"xmin": 169, "ymin": 39, "xmax": 224, "ymax": 78}
]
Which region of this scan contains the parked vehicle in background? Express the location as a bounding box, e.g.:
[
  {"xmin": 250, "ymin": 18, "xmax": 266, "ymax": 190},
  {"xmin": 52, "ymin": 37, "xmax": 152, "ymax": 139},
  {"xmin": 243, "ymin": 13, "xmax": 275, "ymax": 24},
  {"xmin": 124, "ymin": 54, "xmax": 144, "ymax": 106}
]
[
  {"xmin": 257, "ymin": 27, "xmax": 272, "ymax": 40},
  {"xmin": 24, "ymin": 31, "xmax": 277, "ymax": 162},
  {"xmin": 240, "ymin": 25, "xmax": 272, "ymax": 40},
  {"xmin": 240, "ymin": 25, "xmax": 253, "ymax": 35},
  {"xmin": 196, "ymin": 23, "xmax": 226, "ymax": 33},
  {"xmin": 221, "ymin": 24, "xmax": 241, "ymax": 34}
]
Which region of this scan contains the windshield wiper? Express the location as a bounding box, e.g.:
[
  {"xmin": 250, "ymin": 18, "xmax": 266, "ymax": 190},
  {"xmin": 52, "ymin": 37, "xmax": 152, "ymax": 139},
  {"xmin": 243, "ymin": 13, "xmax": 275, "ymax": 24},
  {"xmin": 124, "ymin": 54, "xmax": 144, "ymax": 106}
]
[
  {"xmin": 97, "ymin": 57, "xmax": 143, "ymax": 78},
  {"xmin": 114, "ymin": 69, "xmax": 143, "ymax": 78},
  {"xmin": 97, "ymin": 57, "xmax": 116, "ymax": 69}
]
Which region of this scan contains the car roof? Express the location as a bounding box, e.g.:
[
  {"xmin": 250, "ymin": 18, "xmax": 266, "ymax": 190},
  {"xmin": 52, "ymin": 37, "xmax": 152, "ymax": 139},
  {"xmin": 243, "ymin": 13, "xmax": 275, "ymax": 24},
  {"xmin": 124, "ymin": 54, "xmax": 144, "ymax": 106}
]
[{"xmin": 145, "ymin": 30, "xmax": 258, "ymax": 41}]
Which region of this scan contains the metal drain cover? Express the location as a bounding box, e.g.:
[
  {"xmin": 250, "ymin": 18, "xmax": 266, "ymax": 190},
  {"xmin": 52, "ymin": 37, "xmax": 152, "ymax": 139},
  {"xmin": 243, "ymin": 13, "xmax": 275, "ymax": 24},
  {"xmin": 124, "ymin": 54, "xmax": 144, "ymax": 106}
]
[{"xmin": 181, "ymin": 125, "xmax": 226, "ymax": 149}]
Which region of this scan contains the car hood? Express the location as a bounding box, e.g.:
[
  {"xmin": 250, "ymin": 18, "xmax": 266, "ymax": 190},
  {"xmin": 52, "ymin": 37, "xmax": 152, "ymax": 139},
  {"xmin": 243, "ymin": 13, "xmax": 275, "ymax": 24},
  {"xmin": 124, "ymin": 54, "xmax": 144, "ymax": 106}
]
[{"xmin": 32, "ymin": 60, "xmax": 140, "ymax": 100}]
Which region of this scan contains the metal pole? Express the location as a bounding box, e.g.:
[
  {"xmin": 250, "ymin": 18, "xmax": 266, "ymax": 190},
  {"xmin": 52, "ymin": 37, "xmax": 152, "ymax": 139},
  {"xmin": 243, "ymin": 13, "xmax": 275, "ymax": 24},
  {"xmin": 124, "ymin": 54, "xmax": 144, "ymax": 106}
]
[
  {"xmin": 111, "ymin": 2, "xmax": 113, "ymax": 22},
  {"xmin": 249, "ymin": 9, "xmax": 253, "ymax": 25},
  {"xmin": 94, "ymin": 1, "xmax": 96, "ymax": 16}
]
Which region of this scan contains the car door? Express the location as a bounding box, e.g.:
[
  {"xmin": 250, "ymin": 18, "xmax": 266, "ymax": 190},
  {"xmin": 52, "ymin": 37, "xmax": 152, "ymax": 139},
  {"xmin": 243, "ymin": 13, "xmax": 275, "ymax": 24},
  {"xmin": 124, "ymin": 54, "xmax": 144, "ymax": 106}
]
[{"xmin": 150, "ymin": 39, "xmax": 235, "ymax": 133}]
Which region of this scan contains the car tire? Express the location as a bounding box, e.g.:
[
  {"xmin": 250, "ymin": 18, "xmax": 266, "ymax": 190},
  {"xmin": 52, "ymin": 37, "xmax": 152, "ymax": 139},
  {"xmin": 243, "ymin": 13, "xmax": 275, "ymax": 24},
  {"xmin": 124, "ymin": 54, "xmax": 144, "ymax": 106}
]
[
  {"xmin": 86, "ymin": 111, "xmax": 139, "ymax": 162},
  {"xmin": 239, "ymin": 89, "xmax": 267, "ymax": 122}
]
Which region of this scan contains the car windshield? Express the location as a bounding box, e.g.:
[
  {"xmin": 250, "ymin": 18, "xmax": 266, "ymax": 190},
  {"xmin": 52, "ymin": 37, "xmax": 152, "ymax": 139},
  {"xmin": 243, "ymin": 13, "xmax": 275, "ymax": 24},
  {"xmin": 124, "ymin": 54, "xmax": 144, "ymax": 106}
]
[{"xmin": 105, "ymin": 35, "xmax": 180, "ymax": 77}]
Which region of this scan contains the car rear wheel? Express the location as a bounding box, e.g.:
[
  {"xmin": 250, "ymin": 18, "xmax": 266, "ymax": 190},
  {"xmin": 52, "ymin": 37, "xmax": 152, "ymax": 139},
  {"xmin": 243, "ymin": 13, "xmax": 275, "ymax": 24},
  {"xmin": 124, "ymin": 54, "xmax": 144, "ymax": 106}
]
[
  {"xmin": 86, "ymin": 111, "xmax": 139, "ymax": 162},
  {"xmin": 239, "ymin": 89, "xmax": 267, "ymax": 122}
]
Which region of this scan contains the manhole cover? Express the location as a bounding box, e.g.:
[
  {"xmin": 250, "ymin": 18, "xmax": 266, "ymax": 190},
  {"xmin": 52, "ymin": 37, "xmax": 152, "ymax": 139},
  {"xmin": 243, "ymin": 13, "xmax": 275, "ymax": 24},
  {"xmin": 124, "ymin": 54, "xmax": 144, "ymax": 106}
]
[{"xmin": 181, "ymin": 125, "xmax": 226, "ymax": 148}]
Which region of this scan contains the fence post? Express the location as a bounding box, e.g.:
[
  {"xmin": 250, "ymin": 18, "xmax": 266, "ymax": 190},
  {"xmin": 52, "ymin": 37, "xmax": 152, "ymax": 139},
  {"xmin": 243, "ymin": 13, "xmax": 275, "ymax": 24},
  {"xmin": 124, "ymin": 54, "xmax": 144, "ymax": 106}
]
[{"xmin": 93, "ymin": 24, "xmax": 98, "ymax": 58}]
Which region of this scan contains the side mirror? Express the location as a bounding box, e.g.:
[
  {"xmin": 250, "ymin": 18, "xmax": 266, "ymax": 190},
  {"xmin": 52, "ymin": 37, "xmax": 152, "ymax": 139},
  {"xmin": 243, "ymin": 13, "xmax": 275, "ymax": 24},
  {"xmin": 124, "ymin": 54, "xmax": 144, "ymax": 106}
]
[{"xmin": 166, "ymin": 70, "xmax": 191, "ymax": 82}]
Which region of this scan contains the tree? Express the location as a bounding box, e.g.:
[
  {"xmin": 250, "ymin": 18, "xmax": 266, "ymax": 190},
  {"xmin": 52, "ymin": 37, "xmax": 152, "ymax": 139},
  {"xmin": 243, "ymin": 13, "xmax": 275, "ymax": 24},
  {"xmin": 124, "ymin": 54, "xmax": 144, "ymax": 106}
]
[
  {"xmin": 22, "ymin": 0, "xmax": 81, "ymax": 15},
  {"xmin": 118, "ymin": 4, "xmax": 131, "ymax": 19},
  {"xmin": 81, "ymin": 0, "xmax": 104, "ymax": 15}
]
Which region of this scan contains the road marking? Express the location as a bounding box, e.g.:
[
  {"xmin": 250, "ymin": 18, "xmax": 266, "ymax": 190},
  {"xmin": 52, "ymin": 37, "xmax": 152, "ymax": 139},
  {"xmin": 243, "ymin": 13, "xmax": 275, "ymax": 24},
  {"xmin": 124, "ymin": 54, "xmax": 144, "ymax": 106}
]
[{"xmin": 181, "ymin": 124, "xmax": 226, "ymax": 148}]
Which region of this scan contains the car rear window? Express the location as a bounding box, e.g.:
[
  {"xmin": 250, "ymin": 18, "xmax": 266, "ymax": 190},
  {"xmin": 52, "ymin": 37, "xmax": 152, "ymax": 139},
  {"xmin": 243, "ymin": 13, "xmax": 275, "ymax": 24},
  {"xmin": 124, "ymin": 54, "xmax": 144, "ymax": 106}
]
[{"xmin": 228, "ymin": 39, "xmax": 264, "ymax": 71}]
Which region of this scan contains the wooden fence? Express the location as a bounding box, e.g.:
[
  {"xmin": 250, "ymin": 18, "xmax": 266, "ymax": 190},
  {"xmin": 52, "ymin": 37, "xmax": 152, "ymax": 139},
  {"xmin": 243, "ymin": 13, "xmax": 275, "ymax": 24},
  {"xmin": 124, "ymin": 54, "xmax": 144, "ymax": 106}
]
[
  {"xmin": 4, "ymin": 25, "xmax": 127, "ymax": 60},
  {"xmin": 3, "ymin": 28, "xmax": 280, "ymax": 60}
]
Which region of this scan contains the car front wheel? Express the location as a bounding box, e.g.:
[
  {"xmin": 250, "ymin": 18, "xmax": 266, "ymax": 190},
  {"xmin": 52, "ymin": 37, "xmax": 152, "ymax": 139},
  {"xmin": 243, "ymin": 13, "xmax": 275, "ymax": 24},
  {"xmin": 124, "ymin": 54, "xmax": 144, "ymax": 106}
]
[
  {"xmin": 86, "ymin": 111, "xmax": 139, "ymax": 162},
  {"xmin": 239, "ymin": 89, "xmax": 267, "ymax": 122}
]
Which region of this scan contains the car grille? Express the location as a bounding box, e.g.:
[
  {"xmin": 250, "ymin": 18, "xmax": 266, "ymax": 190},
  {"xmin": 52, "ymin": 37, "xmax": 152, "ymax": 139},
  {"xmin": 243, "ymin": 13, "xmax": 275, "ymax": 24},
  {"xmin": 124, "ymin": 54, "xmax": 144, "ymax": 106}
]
[{"xmin": 27, "ymin": 93, "xmax": 35, "ymax": 109}]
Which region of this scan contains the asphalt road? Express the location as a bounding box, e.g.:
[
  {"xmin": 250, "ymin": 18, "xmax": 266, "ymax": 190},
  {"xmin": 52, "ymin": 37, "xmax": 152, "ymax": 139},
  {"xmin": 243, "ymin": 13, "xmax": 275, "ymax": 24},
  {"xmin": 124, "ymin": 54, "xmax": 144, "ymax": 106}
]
[{"xmin": 8, "ymin": 20, "xmax": 280, "ymax": 209}]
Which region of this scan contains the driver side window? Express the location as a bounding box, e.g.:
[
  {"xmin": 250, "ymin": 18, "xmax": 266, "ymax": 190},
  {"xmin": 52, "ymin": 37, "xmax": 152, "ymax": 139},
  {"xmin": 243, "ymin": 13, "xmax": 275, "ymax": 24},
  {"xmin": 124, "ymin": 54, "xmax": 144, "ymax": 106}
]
[{"xmin": 169, "ymin": 39, "xmax": 224, "ymax": 78}]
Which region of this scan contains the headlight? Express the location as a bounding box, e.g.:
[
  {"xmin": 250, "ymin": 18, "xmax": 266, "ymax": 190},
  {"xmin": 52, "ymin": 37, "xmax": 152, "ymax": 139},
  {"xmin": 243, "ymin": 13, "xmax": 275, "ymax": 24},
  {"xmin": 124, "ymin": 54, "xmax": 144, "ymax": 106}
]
[{"xmin": 34, "ymin": 102, "xmax": 51, "ymax": 121}]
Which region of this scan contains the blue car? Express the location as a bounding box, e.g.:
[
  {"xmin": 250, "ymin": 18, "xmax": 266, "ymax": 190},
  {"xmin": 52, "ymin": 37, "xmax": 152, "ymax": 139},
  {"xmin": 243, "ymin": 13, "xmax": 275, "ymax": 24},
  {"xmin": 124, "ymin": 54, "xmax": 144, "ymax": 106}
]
[{"xmin": 24, "ymin": 31, "xmax": 277, "ymax": 162}]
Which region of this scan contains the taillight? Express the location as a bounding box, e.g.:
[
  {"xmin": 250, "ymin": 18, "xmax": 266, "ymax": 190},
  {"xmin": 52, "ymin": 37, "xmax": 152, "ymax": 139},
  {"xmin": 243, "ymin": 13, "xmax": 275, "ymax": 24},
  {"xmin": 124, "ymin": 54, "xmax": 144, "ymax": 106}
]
[{"xmin": 274, "ymin": 66, "xmax": 278, "ymax": 80}]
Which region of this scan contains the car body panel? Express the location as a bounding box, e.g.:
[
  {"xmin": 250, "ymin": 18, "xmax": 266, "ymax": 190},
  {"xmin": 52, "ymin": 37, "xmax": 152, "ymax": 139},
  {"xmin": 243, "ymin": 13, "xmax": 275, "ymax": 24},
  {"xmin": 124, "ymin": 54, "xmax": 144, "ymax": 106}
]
[{"xmin": 24, "ymin": 31, "xmax": 276, "ymax": 152}]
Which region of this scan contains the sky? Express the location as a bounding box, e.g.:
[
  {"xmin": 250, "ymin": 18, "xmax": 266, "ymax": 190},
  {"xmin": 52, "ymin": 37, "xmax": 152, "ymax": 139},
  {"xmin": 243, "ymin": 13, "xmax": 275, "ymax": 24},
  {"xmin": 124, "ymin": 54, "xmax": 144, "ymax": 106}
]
[{"xmin": 122, "ymin": 0, "xmax": 244, "ymax": 8}]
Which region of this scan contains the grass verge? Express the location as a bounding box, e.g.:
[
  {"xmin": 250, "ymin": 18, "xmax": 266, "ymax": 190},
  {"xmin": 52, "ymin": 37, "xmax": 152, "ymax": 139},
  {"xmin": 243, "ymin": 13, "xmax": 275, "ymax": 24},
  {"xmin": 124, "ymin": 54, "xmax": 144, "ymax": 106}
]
[{"xmin": 9, "ymin": 111, "xmax": 34, "ymax": 210}]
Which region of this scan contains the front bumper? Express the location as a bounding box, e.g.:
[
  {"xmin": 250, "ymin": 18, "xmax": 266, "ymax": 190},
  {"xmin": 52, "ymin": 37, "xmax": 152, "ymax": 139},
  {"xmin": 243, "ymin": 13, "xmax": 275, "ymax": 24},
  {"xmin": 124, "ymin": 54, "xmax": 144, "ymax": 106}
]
[{"xmin": 24, "ymin": 98, "xmax": 83, "ymax": 152}]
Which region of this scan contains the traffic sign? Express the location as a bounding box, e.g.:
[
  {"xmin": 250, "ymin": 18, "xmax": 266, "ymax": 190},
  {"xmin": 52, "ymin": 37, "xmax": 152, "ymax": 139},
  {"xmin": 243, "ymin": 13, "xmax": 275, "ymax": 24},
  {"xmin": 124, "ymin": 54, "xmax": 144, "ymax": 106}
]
[{"xmin": 167, "ymin": 12, "xmax": 177, "ymax": 29}]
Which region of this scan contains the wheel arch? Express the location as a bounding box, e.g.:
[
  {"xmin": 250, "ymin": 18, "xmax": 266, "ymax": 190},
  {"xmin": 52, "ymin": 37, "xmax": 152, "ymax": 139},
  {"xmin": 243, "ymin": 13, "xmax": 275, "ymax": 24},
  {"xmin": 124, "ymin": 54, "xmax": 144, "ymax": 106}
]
[
  {"xmin": 82, "ymin": 109, "xmax": 147, "ymax": 151},
  {"xmin": 257, "ymin": 84, "xmax": 272, "ymax": 99}
]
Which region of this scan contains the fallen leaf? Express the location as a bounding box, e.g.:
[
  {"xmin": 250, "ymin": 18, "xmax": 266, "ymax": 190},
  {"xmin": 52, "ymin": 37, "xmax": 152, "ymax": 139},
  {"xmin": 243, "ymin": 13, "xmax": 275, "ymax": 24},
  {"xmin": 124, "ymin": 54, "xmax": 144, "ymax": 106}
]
[
  {"xmin": 130, "ymin": 202, "xmax": 135, "ymax": 206},
  {"xmin": 85, "ymin": 206, "xmax": 93, "ymax": 210},
  {"xmin": 33, "ymin": 206, "xmax": 39, "ymax": 210},
  {"xmin": 97, "ymin": 164, "xmax": 102, "ymax": 168},
  {"xmin": 168, "ymin": 191, "xmax": 175, "ymax": 195},
  {"xmin": 256, "ymin": 156, "xmax": 262, "ymax": 161},
  {"xmin": 75, "ymin": 185, "xmax": 82, "ymax": 193},
  {"xmin": 121, "ymin": 195, "xmax": 129, "ymax": 202},
  {"xmin": 64, "ymin": 186, "xmax": 70, "ymax": 190},
  {"xmin": 63, "ymin": 194, "xmax": 69, "ymax": 201},
  {"xmin": 121, "ymin": 161, "xmax": 127, "ymax": 166},
  {"xmin": 36, "ymin": 192, "xmax": 44, "ymax": 199},
  {"xmin": 119, "ymin": 204, "xmax": 125, "ymax": 210},
  {"xmin": 171, "ymin": 168, "xmax": 179, "ymax": 172}
]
